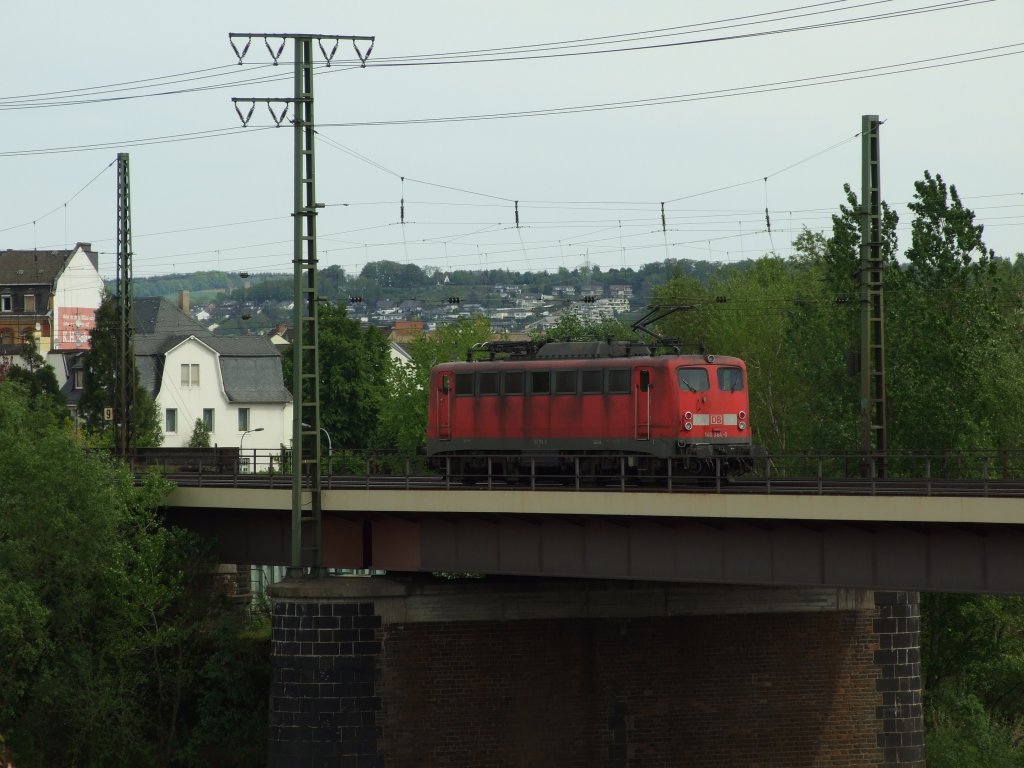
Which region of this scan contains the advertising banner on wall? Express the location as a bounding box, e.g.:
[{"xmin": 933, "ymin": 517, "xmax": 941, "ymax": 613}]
[{"xmin": 56, "ymin": 306, "xmax": 96, "ymax": 349}]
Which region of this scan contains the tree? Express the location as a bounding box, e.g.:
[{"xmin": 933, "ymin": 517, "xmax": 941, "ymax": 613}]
[
  {"xmin": 0, "ymin": 341, "xmax": 64, "ymax": 412},
  {"xmin": 885, "ymin": 171, "xmax": 1018, "ymax": 457},
  {"xmin": 283, "ymin": 303, "xmax": 393, "ymax": 452},
  {"xmin": 0, "ymin": 380, "xmax": 270, "ymax": 767},
  {"xmin": 376, "ymin": 316, "xmax": 492, "ymax": 455},
  {"xmin": 79, "ymin": 295, "xmax": 163, "ymax": 448},
  {"xmin": 537, "ymin": 312, "xmax": 636, "ymax": 344},
  {"xmin": 187, "ymin": 418, "xmax": 212, "ymax": 449},
  {"xmin": 922, "ymin": 593, "xmax": 1024, "ymax": 768}
]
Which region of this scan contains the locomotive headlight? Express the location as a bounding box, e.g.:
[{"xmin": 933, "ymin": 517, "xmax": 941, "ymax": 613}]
[
  {"xmin": 684, "ymin": 421, "xmax": 693, "ymax": 432},
  {"xmin": 738, "ymin": 421, "xmax": 747, "ymax": 431},
  {"xmin": 684, "ymin": 411, "xmax": 693, "ymax": 421},
  {"xmin": 738, "ymin": 410, "xmax": 747, "ymax": 420}
]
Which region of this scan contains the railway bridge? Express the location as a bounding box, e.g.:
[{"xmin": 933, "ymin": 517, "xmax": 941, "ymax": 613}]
[{"xmin": 162, "ymin": 472, "xmax": 1024, "ymax": 768}]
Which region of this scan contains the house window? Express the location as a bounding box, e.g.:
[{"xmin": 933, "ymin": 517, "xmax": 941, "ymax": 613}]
[
  {"xmin": 238, "ymin": 407, "xmax": 250, "ymax": 431},
  {"xmin": 165, "ymin": 408, "xmax": 178, "ymax": 433},
  {"xmin": 23, "ymin": 294, "xmax": 35, "ymax": 312},
  {"xmin": 1, "ymin": 295, "xmax": 11, "ymax": 312},
  {"xmin": 202, "ymin": 408, "xmax": 215, "ymax": 431},
  {"xmin": 73, "ymin": 369, "xmax": 84, "ymax": 390},
  {"xmin": 180, "ymin": 363, "xmax": 200, "ymax": 387}
]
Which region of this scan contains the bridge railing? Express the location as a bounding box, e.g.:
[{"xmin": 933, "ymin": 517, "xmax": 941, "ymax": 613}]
[{"xmin": 150, "ymin": 447, "xmax": 1024, "ymax": 496}]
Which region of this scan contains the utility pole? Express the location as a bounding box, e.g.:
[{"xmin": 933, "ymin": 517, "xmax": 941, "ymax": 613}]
[
  {"xmin": 229, "ymin": 32, "xmax": 374, "ymax": 577},
  {"xmin": 859, "ymin": 115, "xmax": 886, "ymax": 477},
  {"xmin": 114, "ymin": 152, "xmax": 135, "ymax": 460}
]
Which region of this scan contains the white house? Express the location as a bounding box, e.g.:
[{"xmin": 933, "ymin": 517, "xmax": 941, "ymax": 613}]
[{"xmin": 133, "ymin": 297, "xmax": 292, "ymax": 451}]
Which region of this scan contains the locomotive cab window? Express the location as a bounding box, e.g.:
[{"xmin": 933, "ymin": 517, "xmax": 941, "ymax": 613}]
[
  {"xmin": 639, "ymin": 370, "xmax": 651, "ymax": 392},
  {"xmin": 581, "ymin": 369, "xmax": 602, "ymax": 394},
  {"xmin": 455, "ymin": 373, "xmax": 474, "ymax": 396},
  {"xmin": 607, "ymin": 369, "xmax": 630, "ymax": 394},
  {"xmin": 440, "ymin": 374, "xmax": 451, "ymax": 393},
  {"xmin": 529, "ymin": 370, "xmax": 551, "ymax": 394},
  {"xmin": 478, "ymin": 371, "xmax": 500, "ymax": 395},
  {"xmin": 554, "ymin": 369, "xmax": 577, "ymax": 394},
  {"xmin": 677, "ymin": 367, "xmax": 710, "ymax": 392},
  {"xmin": 717, "ymin": 366, "xmax": 745, "ymax": 392},
  {"xmin": 503, "ymin": 371, "xmax": 524, "ymax": 395}
]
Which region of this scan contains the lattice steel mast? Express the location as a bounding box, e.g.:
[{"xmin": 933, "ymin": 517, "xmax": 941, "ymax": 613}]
[
  {"xmin": 114, "ymin": 152, "xmax": 135, "ymax": 459},
  {"xmin": 229, "ymin": 32, "xmax": 374, "ymax": 576},
  {"xmin": 859, "ymin": 115, "xmax": 886, "ymax": 476}
]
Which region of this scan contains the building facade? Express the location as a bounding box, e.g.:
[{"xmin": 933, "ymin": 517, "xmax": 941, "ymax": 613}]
[
  {"xmin": 134, "ymin": 297, "xmax": 293, "ymax": 452},
  {"xmin": 0, "ymin": 243, "xmax": 103, "ymax": 354}
]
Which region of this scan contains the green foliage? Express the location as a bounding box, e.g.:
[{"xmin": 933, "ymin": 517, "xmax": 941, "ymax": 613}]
[
  {"xmin": 79, "ymin": 295, "xmax": 163, "ymax": 448},
  {"xmin": 0, "ymin": 342, "xmax": 65, "ymax": 416},
  {"xmin": 187, "ymin": 418, "xmax": 212, "ymax": 449},
  {"xmin": 926, "ymin": 686, "xmax": 1024, "ymax": 768},
  {"xmin": 284, "ymin": 303, "xmax": 394, "ymax": 453},
  {"xmin": 923, "ymin": 593, "xmax": 1024, "ymax": 767},
  {"xmin": 0, "ymin": 382, "xmax": 268, "ymax": 767},
  {"xmin": 536, "ymin": 312, "xmax": 636, "ymax": 344},
  {"xmin": 376, "ymin": 316, "xmax": 492, "ymax": 455}
]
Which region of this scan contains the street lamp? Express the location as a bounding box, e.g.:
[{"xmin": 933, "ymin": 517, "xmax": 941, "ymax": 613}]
[
  {"xmin": 240, "ymin": 427, "xmax": 264, "ymax": 473},
  {"xmin": 302, "ymin": 423, "xmax": 334, "ymax": 472}
]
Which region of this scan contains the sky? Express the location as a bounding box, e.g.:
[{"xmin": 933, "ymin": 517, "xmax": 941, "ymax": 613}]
[{"xmin": 2, "ymin": 0, "xmax": 1023, "ymax": 283}]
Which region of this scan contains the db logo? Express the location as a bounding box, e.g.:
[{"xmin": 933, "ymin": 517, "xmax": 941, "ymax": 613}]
[{"xmin": 710, "ymin": 414, "xmax": 724, "ymax": 425}]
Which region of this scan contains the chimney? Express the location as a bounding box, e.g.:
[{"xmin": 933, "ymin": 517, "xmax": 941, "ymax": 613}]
[
  {"xmin": 76, "ymin": 242, "xmax": 99, "ymax": 271},
  {"xmin": 178, "ymin": 289, "xmax": 190, "ymax": 314}
]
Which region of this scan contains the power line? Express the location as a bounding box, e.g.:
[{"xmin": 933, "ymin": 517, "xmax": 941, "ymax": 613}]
[
  {"xmin": 0, "ymin": 159, "xmax": 115, "ymax": 235},
  {"xmin": 0, "ymin": 126, "xmax": 273, "ymax": 157},
  {"xmin": 319, "ymin": 43, "xmax": 1024, "ymax": 126},
  {"xmin": 0, "ymin": 2, "xmax": 994, "ymax": 111},
  {"xmin": 360, "ymin": 0, "xmax": 993, "ymax": 68}
]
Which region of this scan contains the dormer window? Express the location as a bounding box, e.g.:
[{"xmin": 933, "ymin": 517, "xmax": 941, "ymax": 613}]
[
  {"xmin": 23, "ymin": 294, "xmax": 35, "ymax": 312},
  {"xmin": 1, "ymin": 295, "xmax": 11, "ymax": 312},
  {"xmin": 180, "ymin": 363, "xmax": 200, "ymax": 387}
]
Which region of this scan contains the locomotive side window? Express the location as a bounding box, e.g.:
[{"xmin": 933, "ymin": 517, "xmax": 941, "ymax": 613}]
[
  {"xmin": 554, "ymin": 369, "xmax": 577, "ymax": 394},
  {"xmin": 455, "ymin": 373, "xmax": 474, "ymax": 396},
  {"xmin": 580, "ymin": 369, "xmax": 602, "ymax": 394},
  {"xmin": 639, "ymin": 370, "xmax": 651, "ymax": 392},
  {"xmin": 440, "ymin": 374, "xmax": 451, "ymax": 393},
  {"xmin": 677, "ymin": 367, "xmax": 710, "ymax": 392},
  {"xmin": 529, "ymin": 370, "xmax": 551, "ymax": 394},
  {"xmin": 717, "ymin": 366, "xmax": 745, "ymax": 392},
  {"xmin": 503, "ymin": 371, "xmax": 524, "ymax": 394},
  {"xmin": 607, "ymin": 369, "xmax": 630, "ymax": 394},
  {"xmin": 478, "ymin": 371, "xmax": 500, "ymax": 395}
]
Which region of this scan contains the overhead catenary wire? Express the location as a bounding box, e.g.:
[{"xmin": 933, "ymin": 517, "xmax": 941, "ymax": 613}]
[
  {"xmin": 0, "ymin": 0, "xmax": 987, "ymax": 109},
  {"xmin": 0, "ymin": 158, "xmax": 115, "ymax": 235}
]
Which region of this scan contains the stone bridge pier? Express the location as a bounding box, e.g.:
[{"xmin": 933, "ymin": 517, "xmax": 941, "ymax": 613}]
[{"xmin": 267, "ymin": 577, "xmax": 924, "ymax": 767}]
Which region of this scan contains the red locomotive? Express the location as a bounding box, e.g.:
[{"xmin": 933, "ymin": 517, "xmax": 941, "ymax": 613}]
[{"xmin": 425, "ymin": 332, "xmax": 756, "ymax": 483}]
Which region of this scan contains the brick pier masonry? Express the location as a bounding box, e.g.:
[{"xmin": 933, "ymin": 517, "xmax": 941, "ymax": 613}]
[{"xmin": 267, "ymin": 577, "xmax": 924, "ymax": 768}]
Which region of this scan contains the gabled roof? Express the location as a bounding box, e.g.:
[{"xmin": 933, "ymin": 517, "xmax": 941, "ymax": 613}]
[
  {"xmin": 132, "ymin": 297, "xmax": 290, "ymax": 404},
  {"xmin": 0, "ymin": 243, "xmax": 97, "ymax": 286},
  {"xmin": 133, "ymin": 296, "xmax": 211, "ymax": 338}
]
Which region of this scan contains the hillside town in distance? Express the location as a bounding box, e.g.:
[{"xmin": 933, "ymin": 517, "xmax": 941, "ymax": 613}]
[{"xmin": 149, "ymin": 257, "xmax": 720, "ymax": 337}]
